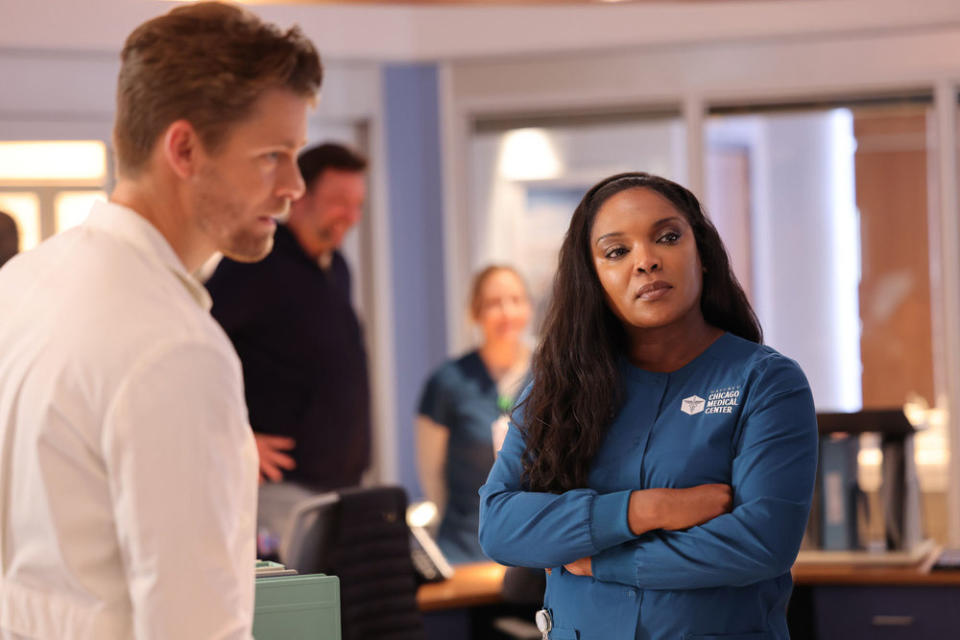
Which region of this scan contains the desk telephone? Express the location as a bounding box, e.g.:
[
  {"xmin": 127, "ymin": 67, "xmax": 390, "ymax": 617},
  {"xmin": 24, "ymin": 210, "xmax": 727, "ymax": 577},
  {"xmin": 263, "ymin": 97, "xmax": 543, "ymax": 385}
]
[
  {"xmin": 281, "ymin": 491, "xmax": 454, "ymax": 584},
  {"xmin": 409, "ymin": 522, "xmax": 454, "ymax": 583}
]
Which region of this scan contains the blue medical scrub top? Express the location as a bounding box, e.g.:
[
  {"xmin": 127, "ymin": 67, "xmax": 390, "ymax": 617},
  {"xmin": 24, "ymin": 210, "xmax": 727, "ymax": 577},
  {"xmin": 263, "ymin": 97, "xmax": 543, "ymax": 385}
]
[
  {"xmin": 420, "ymin": 351, "xmax": 524, "ymax": 564},
  {"xmin": 479, "ymin": 333, "xmax": 818, "ymax": 640}
]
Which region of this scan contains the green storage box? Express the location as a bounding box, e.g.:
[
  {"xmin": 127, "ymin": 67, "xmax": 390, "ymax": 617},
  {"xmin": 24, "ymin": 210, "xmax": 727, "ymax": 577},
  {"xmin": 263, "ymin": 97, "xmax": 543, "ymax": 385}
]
[{"xmin": 253, "ymin": 572, "xmax": 341, "ymax": 640}]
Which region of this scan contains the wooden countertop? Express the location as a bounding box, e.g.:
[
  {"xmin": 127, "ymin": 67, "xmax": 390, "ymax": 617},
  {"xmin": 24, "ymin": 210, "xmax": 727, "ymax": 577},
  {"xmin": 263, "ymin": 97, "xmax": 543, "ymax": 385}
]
[
  {"xmin": 792, "ymin": 563, "xmax": 960, "ymax": 586},
  {"xmin": 417, "ymin": 559, "xmax": 960, "ymax": 612},
  {"xmin": 417, "ymin": 562, "xmax": 507, "ymax": 612}
]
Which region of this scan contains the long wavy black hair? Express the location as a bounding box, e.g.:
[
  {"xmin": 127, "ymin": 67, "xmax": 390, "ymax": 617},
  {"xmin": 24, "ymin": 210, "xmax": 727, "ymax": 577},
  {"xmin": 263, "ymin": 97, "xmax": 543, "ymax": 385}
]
[{"xmin": 518, "ymin": 172, "xmax": 761, "ymax": 493}]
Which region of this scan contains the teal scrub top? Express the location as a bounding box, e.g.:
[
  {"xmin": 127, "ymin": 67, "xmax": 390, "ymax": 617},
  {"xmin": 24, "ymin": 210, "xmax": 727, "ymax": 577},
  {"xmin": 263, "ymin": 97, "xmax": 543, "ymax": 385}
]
[
  {"xmin": 479, "ymin": 333, "xmax": 818, "ymax": 640},
  {"xmin": 420, "ymin": 351, "xmax": 524, "ymax": 564}
]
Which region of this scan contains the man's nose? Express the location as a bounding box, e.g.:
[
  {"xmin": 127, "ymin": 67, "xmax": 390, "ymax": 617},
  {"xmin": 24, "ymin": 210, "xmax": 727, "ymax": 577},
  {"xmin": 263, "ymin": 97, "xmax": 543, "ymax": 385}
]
[{"xmin": 278, "ymin": 158, "xmax": 306, "ymax": 202}]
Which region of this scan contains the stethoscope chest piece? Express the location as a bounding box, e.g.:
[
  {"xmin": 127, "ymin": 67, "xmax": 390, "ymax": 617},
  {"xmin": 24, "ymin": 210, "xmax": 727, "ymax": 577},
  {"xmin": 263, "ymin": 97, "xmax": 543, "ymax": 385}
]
[{"xmin": 535, "ymin": 608, "xmax": 553, "ymax": 638}]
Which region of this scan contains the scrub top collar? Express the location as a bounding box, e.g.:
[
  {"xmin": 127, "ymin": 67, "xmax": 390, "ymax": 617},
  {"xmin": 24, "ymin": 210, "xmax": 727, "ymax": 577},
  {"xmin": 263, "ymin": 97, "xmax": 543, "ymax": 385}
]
[
  {"xmin": 620, "ymin": 331, "xmax": 733, "ymax": 384},
  {"xmin": 83, "ymin": 199, "xmax": 213, "ymax": 311}
]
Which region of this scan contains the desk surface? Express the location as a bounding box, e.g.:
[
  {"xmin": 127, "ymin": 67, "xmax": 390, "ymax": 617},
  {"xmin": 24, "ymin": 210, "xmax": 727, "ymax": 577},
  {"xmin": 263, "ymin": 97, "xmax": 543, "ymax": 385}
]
[
  {"xmin": 417, "ymin": 560, "xmax": 960, "ymax": 612},
  {"xmin": 417, "ymin": 563, "xmax": 507, "ymax": 612},
  {"xmin": 792, "ymin": 563, "xmax": 960, "ymax": 586}
]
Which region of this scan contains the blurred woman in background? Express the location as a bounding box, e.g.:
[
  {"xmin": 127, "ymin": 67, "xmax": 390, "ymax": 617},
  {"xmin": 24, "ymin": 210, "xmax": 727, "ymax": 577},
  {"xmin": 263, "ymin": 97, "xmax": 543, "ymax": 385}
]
[{"xmin": 417, "ymin": 265, "xmax": 532, "ymax": 564}]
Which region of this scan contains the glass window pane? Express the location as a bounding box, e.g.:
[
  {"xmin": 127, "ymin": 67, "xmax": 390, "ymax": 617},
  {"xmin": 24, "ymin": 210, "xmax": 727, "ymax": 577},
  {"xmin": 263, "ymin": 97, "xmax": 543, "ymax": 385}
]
[
  {"xmin": 0, "ymin": 192, "xmax": 41, "ymax": 252},
  {"xmin": 0, "ymin": 141, "xmax": 107, "ymax": 183},
  {"xmin": 707, "ymin": 103, "xmax": 934, "ymax": 413},
  {"xmin": 55, "ymin": 191, "xmax": 106, "ymax": 233},
  {"xmin": 707, "ymin": 100, "xmax": 943, "ymax": 540}
]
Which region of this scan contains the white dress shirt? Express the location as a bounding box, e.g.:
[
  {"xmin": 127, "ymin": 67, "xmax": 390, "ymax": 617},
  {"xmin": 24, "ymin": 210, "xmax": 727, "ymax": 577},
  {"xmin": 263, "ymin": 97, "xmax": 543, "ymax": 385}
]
[{"xmin": 0, "ymin": 201, "xmax": 258, "ymax": 639}]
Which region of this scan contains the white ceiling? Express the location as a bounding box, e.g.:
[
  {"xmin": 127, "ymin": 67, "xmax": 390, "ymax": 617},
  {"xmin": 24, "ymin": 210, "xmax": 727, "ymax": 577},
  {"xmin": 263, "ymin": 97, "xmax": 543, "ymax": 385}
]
[{"xmin": 2, "ymin": 0, "xmax": 960, "ymax": 62}]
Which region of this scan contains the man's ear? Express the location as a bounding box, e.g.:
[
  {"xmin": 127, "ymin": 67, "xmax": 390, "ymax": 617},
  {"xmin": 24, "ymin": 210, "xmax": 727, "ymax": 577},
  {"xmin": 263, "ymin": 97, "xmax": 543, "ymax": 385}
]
[{"xmin": 161, "ymin": 119, "xmax": 202, "ymax": 179}]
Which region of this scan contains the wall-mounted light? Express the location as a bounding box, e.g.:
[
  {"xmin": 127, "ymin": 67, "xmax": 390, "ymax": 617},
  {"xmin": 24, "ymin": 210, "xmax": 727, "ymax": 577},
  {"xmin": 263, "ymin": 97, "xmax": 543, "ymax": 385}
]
[
  {"xmin": 0, "ymin": 141, "xmax": 106, "ymax": 183},
  {"xmin": 498, "ymin": 128, "xmax": 562, "ymax": 181}
]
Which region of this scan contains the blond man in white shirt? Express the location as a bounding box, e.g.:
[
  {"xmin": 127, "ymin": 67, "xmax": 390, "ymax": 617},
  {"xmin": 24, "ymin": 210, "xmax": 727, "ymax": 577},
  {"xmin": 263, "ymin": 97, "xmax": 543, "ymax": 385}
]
[{"xmin": 0, "ymin": 3, "xmax": 321, "ymax": 639}]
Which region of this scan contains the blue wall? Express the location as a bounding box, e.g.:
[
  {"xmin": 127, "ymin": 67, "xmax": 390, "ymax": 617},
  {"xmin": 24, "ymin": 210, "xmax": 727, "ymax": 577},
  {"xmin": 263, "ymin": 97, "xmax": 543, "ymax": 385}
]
[{"xmin": 383, "ymin": 63, "xmax": 448, "ymax": 499}]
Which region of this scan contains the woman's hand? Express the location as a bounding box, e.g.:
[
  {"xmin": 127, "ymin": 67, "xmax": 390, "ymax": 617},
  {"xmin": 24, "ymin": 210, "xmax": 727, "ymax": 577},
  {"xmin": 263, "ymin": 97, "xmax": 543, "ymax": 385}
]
[
  {"xmin": 545, "ymin": 486, "xmax": 730, "ymax": 578},
  {"xmin": 627, "ymin": 484, "xmax": 732, "ymax": 535},
  {"xmin": 563, "ymin": 557, "xmax": 592, "ymax": 577}
]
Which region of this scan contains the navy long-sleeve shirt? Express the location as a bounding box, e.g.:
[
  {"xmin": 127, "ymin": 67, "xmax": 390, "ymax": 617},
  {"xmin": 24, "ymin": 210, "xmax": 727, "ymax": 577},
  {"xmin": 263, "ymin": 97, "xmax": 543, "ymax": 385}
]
[{"xmin": 206, "ymin": 224, "xmax": 370, "ymax": 489}]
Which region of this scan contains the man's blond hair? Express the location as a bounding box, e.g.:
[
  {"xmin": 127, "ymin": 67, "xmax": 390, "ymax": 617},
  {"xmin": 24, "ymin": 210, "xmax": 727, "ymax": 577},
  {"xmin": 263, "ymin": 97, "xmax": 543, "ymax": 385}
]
[{"xmin": 114, "ymin": 1, "xmax": 322, "ymax": 178}]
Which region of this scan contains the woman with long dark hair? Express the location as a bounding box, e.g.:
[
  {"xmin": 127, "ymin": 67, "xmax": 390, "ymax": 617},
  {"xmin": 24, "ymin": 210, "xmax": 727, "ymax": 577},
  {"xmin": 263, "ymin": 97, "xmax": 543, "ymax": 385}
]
[{"xmin": 479, "ymin": 173, "xmax": 818, "ymax": 639}]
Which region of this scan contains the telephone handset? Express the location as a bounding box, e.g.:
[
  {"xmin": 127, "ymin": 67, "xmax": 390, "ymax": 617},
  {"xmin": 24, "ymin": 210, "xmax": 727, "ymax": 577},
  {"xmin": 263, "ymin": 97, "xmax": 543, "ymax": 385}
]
[{"xmin": 409, "ymin": 524, "xmax": 454, "ymax": 583}]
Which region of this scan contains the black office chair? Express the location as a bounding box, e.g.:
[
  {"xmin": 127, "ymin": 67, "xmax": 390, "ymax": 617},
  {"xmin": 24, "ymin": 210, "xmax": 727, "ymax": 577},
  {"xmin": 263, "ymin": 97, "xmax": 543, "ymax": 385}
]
[{"xmin": 283, "ymin": 486, "xmax": 426, "ymax": 640}]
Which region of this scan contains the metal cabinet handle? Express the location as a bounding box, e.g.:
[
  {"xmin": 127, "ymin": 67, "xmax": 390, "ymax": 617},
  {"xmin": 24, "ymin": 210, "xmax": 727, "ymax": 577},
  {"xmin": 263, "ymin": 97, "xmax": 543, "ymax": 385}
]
[{"xmin": 871, "ymin": 615, "xmax": 915, "ymax": 627}]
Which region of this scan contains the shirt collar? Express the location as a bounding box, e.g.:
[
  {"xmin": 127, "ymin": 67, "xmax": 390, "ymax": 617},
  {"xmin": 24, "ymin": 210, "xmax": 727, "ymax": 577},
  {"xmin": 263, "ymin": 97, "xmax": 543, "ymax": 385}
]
[
  {"xmin": 83, "ymin": 200, "xmax": 213, "ymax": 311},
  {"xmin": 276, "ymin": 223, "xmax": 339, "ymax": 272}
]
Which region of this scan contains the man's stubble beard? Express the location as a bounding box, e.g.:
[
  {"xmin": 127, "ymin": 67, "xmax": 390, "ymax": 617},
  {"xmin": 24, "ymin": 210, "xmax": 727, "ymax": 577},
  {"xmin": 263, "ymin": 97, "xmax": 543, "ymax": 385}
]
[{"xmin": 193, "ymin": 169, "xmax": 285, "ymax": 263}]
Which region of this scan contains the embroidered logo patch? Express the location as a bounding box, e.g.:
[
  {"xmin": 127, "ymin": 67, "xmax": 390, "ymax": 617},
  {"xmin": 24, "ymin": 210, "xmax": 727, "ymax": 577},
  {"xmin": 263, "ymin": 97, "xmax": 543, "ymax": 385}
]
[
  {"xmin": 681, "ymin": 395, "xmax": 706, "ymax": 415},
  {"xmin": 705, "ymin": 385, "xmax": 741, "ymax": 414}
]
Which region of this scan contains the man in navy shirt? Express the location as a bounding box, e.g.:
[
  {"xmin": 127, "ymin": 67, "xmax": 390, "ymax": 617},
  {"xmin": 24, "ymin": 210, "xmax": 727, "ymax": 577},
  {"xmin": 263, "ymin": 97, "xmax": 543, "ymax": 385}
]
[{"xmin": 206, "ymin": 143, "xmax": 370, "ymax": 553}]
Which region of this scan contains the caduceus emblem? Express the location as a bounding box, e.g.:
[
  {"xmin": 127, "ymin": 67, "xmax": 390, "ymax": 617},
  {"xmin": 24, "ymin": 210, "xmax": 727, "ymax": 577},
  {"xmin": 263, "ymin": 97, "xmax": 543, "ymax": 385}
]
[{"xmin": 680, "ymin": 395, "xmax": 706, "ymax": 416}]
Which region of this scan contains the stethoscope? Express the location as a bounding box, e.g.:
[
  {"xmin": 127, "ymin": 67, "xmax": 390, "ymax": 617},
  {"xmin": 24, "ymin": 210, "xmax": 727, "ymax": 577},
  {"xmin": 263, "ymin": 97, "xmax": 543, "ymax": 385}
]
[{"xmin": 535, "ymin": 608, "xmax": 553, "ymax": 639}]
